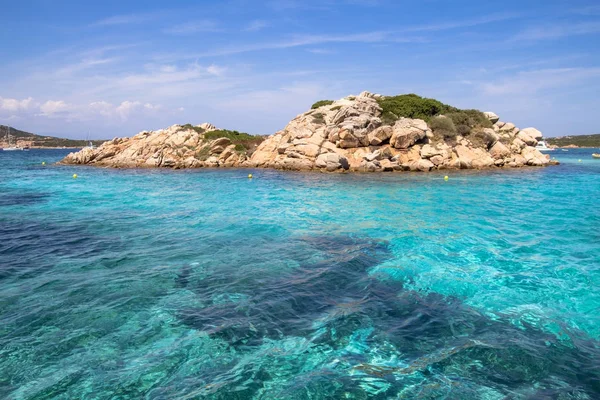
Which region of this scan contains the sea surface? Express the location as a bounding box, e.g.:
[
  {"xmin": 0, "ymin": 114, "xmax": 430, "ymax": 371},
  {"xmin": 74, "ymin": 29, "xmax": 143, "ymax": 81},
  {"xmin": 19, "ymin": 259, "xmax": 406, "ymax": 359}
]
[{"xmin": 1, "ymin": 148, "xmax": 599, "ymax": 399}]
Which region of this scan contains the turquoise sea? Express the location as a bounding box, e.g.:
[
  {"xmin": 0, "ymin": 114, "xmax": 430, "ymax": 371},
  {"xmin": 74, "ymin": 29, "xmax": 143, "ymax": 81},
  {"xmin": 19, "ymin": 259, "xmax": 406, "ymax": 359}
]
[{"xmin": 1, "ymin": 148, "xmax": 599, "ymax": 399}]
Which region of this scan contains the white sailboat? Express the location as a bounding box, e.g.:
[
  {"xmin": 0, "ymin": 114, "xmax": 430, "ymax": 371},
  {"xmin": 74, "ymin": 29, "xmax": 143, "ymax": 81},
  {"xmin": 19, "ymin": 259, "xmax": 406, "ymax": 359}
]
[
  {"xmin": 86, "ymin": 133, "xmax": 95, "ymax": 149},
  {"xmin": 3, "ymin": 127, "xmax": 23, "ymax": 151}
]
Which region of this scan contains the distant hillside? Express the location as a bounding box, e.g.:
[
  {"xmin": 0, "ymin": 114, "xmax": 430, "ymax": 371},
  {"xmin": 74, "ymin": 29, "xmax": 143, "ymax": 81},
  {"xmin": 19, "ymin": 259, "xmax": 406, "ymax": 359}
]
[
  {"xmin": 546, "ymin": 134, "xmax": 600, "ymax": 148},
  {"xmin": 1, "ymin": 125, "xmax": 106, "ymax": 148}
]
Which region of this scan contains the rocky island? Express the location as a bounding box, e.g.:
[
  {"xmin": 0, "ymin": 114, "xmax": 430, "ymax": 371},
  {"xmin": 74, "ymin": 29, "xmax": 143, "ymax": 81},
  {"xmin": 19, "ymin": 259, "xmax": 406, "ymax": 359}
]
[{"xmin": 61, "ymin": 92, "xmax": 556, "ymax": 172}]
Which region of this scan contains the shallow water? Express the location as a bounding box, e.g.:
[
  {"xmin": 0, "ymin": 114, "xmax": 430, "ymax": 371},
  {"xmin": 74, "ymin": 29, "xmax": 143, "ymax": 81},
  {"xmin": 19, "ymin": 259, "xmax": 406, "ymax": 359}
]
[{"xmin": 1, "ymin": 148, "xmax": 599, "ymax": 399}]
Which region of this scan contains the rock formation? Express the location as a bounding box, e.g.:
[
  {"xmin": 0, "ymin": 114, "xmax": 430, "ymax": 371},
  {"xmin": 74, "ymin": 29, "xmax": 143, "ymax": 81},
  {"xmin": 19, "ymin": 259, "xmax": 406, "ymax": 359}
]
[
  {"xmin": 60, "ymin": 124, "xmax": 260, "ymax": 169},
  {"xmin": 61, "ymin": 91, "xmax": 557, "ymax": 172},
  {"xmin": 248, "ymin": 91, "xmax": 555, "ymax": 171}
]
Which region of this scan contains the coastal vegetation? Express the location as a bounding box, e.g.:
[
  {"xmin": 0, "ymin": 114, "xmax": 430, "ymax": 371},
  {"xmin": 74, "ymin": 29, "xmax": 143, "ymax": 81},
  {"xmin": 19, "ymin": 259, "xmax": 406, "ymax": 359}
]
[
  {"xmin": 376, "ymin": 94, "xmax": 492, "ymax": 141},
  {"xmin": 428, "ymin": 116, "xmax": 457, "ymax": 138},
  {"xmin": 203, "ymin": 129, "xmax": 264, "ymax": 151},
  {"xmin": 180, "ymin": 124, "xmax": 206, "ymax": 135},
  {"xmin": 546, "ymin": 134, "xmax": 600, "ymax": 148},
  {"xmin": 311, "ymin": 100, "xmax": 334, "ymax": 109},
  {"xmin": 1, "ymin": 125, "xmax": 106, "ymax": 148}
]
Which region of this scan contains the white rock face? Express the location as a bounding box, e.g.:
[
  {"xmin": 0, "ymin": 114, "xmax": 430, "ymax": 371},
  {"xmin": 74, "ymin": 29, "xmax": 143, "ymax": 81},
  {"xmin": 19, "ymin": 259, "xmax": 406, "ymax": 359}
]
[{"xmin": 484, "ymin": 112, "xmax": 500, "ymax": 124}]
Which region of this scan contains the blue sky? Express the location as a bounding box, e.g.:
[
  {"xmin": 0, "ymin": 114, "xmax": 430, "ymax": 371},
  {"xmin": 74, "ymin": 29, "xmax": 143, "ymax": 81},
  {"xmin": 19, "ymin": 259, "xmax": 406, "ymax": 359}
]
[{"xmin": 1, "ymin": 0, "xmax": 600, "ymax": 138}]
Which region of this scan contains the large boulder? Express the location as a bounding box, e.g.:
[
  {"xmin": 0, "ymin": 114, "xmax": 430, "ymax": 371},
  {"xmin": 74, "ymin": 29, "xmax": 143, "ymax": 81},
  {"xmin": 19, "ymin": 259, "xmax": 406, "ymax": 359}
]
[
  {"xmin": 517, "ymin": 131, "xmax": 537, "ymax": 146},
  {"xmin": 489, "ymin": 141, "xmax": 511, "ymax": 159},
  {"xmin": 522, "ymin": 147, "xmax": 549, "ymax": 166},
  {"xmin": 484, "ymin": 112, "xmax": 500, "ymax": 124},
  {"xmin": 520, "ymin": 127, "xmax": 543, "ymax": 141},
  {"xmin": 389, "ymin": 118, "xmax": 429, "ymax": 149},
  {"xmin": 368, "ymin": 126, "xmax": 393, "ymax": 146},
  {"xmin": 315, "ymin": 153, "xmax": 350, "ymax": 171}
]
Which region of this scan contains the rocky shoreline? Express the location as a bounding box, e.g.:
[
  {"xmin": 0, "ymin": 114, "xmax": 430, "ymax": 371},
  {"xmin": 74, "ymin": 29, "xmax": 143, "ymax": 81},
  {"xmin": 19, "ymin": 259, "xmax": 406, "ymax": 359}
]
[{"xmin": 60, "ymin": 92, "xmax": 557, "ymax": 172}]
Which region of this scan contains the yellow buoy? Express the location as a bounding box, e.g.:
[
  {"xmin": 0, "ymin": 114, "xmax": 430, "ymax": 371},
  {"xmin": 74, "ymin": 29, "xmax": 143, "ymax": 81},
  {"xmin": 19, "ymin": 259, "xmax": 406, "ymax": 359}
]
[
  {"xmin": 72, "ymin": 174, "xmax": 78, "ymax": 179},
  {"xmin": 444, "ymin": 175, "xmax": 449, "ymax": 181},
  {"xmin": 578, "ymin": 159, "xmax": 582, "ymax": 162},
  {"xmin": 41, "ymin": 162, "xmax": 46, "ymax": 165},
  {"xmin": 248, "ymin": 174, "xmax": 253, "ymax": 179}
]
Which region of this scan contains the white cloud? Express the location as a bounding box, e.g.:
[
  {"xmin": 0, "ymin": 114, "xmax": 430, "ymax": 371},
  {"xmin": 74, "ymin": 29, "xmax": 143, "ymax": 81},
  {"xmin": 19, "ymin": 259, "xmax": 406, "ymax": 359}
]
[
  {"xmin": 115, "ymin": 101, "xmax": 142, "ymax": 120},
  {"xmin": 89, "ymin": 101, "xmax": 114, "ymax": 117},
  {"xmin": 163, "ymin": 20, "xmax": 220, "ymax": 35},
  {"xmin": 511, "ymin": 21, "xmax": 600, "ymax": 42},
  {"xmin": 0, "ymin": 96, "xmax": 34, "ymax": 112},
  {"xmin": 39, "ymin": 100, "xmax": 72, "ymax": 117},
  {"xmin": 144, "ymin": 103, "xmax": 161, "ymax": 111},
  {"xmin": 91, "ymin": 13, "xmax": 155, "ymax": 27},
  {"xmin": 206, "ymin": 65, "xmax": 226, "ymax": 76},
  {"xmin": 245, "ymin": 20, "xmax": 268, "ymax": 32},
  {"xmin": 481, "ymin": 68, "xmax": 600, "ymax": 95},
  {"xmin": 306, "ymin": 48, "xmax": 335, "ymax": 54}
]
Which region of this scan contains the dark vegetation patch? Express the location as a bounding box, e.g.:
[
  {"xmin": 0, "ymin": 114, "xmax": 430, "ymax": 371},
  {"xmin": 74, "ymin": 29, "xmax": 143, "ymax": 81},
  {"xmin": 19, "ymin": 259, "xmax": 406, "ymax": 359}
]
[
  {"xmin": 378, "ymin": 94, "xmax": 457, "ymax": 123},
  {"xmin": 469, "ymin": 130, "xmax": 493, "ymax": 148},
  {"xmin": 195, "ymin": 146, "xmax": 211, "ymax": 161},
  {"xmin": 312, "ymin": 113, "xmax": 325, "ymax": 125},
  {"xmin": 311, "ymin": 100, "xmax": 334, "ymax": 109},
  {"xmin": 376, "ymin": 94, "xmax": 492, "ymax": 135},
  {"xmin": 180, "ymin": 124, "xmax": 206, "ymax": 134},
  {"xmin": 429, "ymin": 116, "xmax": 457, "ymax": 139},
  {"xmin": 546, "ymin": 134, "xmax": 600, "ymax": 148},
  {"xmin": 2, "ymin": 125, "xmax": 106, "ymax": 148},
  {"xmin": 204, "ymin": 129, "xmax": 265, "ymax": 153}
]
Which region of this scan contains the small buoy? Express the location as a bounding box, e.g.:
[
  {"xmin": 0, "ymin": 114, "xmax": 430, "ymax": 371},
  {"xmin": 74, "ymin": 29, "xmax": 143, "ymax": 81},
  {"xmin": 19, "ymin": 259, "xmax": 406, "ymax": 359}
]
[
  {"xmin": 444, "ymin": 175, "xmax": 449, "ymax": 181},
  {"xmin": 578, "ymin": 159, "xmax": 582, "ymax": 162},
  {"xmin": 248, "ymin": 174, "xmax": 253, "ymax": 179},
  {"xmin": 41, "ymin": 161, "xmax": 46, "ymax": 166},
  {"xmin": 72, "ymin": 174, "xmax": 78, "ymax": 179}
]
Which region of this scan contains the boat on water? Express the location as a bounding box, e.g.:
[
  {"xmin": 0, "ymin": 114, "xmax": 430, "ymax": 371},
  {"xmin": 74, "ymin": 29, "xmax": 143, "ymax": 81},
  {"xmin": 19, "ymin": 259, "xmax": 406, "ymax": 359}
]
[
  {"xmin": 593, "ymin": 153, "xmax": 600, "ymax": 159},
  {"xmin": 535, "ymin": 140, "xmax": 554, "ymax": 152},
  {"xmin": 2, "ymin": 127, "xmax": 23, "ymax": 151}
]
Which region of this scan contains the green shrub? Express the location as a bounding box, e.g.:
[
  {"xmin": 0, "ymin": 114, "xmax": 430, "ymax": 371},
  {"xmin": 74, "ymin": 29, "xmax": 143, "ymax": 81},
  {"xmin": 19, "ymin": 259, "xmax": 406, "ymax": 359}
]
[
  {"xmin": 180, "ymin": 124, "xmax": 206, "ymax": 134},
  {"xmin": 312, "ymin": 112, "xmax": 325, "ymax": 124},
  {"xmin": 377, "ymin": 94, "xmax": 458, "ymax": 123},
  {"xmin": 456, "ymin": 124, "xmax": 471, "ymax": 136},
  {"xmin": 429, "ymin": 116, "xmax": 457, "ymax": 138},
  {"xmin": 195, "ymin": 146, "xmax": 211, "ymax": 161},
  {"xmin": 469, "ymin": 129, "xmax": 496, "ymax": 148},
  {"xmin": 204, "ymin": 129, "xmax": 265, "ymax": 153},
  {"xmin": 445, "ymin": 111, "xmax": 492, "ymax": 131},
  {"xmin": 330, "ymin": 105, "xmax": 342, "ymax": 111},
  {"xmin": 311, "ymin": 100, "xmax": 334, "ymax": 109}
]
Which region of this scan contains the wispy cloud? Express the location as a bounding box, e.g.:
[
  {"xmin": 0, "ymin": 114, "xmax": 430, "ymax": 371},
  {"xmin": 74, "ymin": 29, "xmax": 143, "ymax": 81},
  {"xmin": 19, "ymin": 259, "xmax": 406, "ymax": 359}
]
[
  {"xmin": 399, "ymin": 12, "xmax": 521, "ymax": 33},
  {"xmin": 245, "ymin": 20, "xmax": 268, "ymax": 32},
  {"xmin": 90, "ymin": 12, "xmax": 156, "ymax": 27},
  {"xmin": 571, "ymin": 5, "xmax": 600, "ymax": 16},
  {"xmin": 163, "ymin": 20, "xmax": 220, "ymax": 35},
  {"xmin": 511, "ymin": 21, "xmax": 600, "ymax": 42},
  {"xmin": 481, "ymin": 67, "xmax": 600, "ymax": 95},
  {"xmin": 306, "ymin": 48, "xmax": 336, "ymax": 54}
]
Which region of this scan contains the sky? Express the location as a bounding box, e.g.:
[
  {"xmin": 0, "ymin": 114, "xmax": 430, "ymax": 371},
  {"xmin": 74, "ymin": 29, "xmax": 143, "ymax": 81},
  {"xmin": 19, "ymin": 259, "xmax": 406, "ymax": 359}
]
[{"xmin": 1, "ymin": 0, "xmax": 600, "ymax": 139}]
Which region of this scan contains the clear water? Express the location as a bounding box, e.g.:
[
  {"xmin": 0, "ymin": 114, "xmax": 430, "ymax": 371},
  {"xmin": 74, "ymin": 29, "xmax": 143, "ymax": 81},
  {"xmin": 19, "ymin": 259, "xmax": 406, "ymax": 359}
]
[{"xmin": 1, "ymin": 149, "xmax": 599, "ymax": 399}]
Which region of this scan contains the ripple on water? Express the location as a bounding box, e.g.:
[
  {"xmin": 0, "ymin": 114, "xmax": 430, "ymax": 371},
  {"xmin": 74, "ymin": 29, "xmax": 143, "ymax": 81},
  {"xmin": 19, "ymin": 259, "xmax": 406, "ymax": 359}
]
[{"xmin": 0, "ymin": 149, "xmax": 599, "ymax": 398}]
